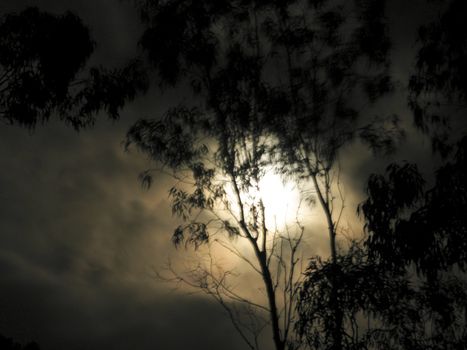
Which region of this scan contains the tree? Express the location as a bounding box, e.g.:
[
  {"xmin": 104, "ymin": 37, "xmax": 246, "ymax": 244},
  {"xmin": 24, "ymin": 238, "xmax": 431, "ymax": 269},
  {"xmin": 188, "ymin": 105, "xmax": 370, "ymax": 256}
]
[
  {"xmin": 0, "ymin": 333, "xmax": 40, "ymax": 350},
  {"xmin": 297, "ymin": 0, "xmax": 467, "ymax": 343},
  {"xmin": 375, "ymin": 4, "xmax": 467, "ymax": 343},
  {"xmin": 297, "ymin": 139, "xmax": 467, "ymax": 350},
  {"xmin": 296, "ymin": 242, "xmax": 421, "ymax": 350},
  {"xmin": 408, "ymin": 0, "xmax": 467, "ymax": 156},
  {"xmin": 0, "ymin": 7, "xmax": 147, "ymax": 130},
  {"xmin": 126, "ymin": 1, "xmax": 397, "ymax": 349},
  {"xmin": 259, "ymin": 1, "xmax": 396, "ymax": 348},
  {"xmin": 297, "ymin": 163, "xmax": 430, "ymax": 350},
  {"xmin": 360, "ymin": 137, "xmax": 467, "ymax": 349},
  {"xmin": 127, "ymin": 18, "xmax": 301, "ymax": 349}
]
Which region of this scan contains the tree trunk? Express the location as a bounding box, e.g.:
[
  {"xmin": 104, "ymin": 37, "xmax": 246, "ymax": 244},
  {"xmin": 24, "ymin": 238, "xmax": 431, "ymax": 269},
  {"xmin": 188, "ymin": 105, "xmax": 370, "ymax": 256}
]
[
  {"xmin": 250, "ymin": 243, "xmax": 285, "ymax": 350},
  {"xmin": 310, "ymin": 173, "xmax": 343, "ymax": 350}
]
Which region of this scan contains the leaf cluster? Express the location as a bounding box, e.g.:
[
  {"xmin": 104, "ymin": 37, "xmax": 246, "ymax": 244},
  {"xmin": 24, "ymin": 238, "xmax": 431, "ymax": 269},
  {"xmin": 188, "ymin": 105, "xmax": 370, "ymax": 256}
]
[
  {"xmin": 360, "ymin": 137, "xmax": 467, "ymax": 276},
  {"xmin": 0, "ymin": 7, "xmax": 148, "ymax": 130},
  {"xmin": 408, "ymin": 0, "xmax": 467, "ymax": 156},
  {"xmin": 297, "ymin": 244, "xmax": 422, "ymax": 350}
]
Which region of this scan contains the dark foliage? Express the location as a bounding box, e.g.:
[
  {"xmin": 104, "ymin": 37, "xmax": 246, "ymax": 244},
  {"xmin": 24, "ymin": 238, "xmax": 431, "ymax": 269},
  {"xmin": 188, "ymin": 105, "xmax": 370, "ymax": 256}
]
[
  {"xmin": 298, "ymin": 139, "xmax": 467, "ymax": 348},
  {"xmin": 0, "ymin": 7, "xmax": 92, "ymax": 127},
  {"xmin": 130, "ymin": 0, "xmax": 397, "ymax": 252},
  {"xmin": 408, "ymin": 0, "xmax": 467, "ymax": 156},
  {"xmin": 311, "ymin": 136, "xmax": 467, "ymax": 350},
  {"xmin": 297, "ymin": 244, "xmax": 421, "ymax": 350},
  {"xmin": 297, "ymin": 243, "xmax": 467, "ymax": 350},
  {"xmin": 127, "ymin": 1, "xmax": 400, "ymax": 350},
  {"xmin": 361, "ymin": 137, "xmax": 467, "ymax": 276},
  {"xmin": 0, "ymin": 7, "xmax": 148, "ymax": 130},
  {"xmin": 0, "ymin": 333, "xmax": 40, "ymax": 350}
]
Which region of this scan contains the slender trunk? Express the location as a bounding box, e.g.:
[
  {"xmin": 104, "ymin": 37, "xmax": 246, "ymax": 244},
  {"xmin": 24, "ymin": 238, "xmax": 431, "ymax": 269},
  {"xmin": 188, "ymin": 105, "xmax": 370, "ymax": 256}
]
[
  {"xmin": 239, "ymin": 216, "xmax": 285, "ymax": 350},
  {"xmin": 254, "ymin": 246, "xmax": 285, "ymax": 350},
  {"xmin": 309, "ymin": 173, "xmax": 336, "ymax": 262},
  {"xmin": 309, "ymin": 172, "xmax": 343, "ymax": 350},
  {"xmin": 231, "ymin": 173, "xmax": 284, "ymax": 350}
]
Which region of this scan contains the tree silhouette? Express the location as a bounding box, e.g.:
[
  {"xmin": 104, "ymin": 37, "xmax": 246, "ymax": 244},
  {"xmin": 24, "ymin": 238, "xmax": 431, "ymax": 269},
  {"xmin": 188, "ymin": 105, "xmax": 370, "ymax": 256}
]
[
  {"xmin": 297, "ymin": 1, "xmax": 467, "ymax": 349},
  {"xmin": 0, "ymin": 7, "xmax": 147, "ymax": 130},
  {"xmin": 297, "ymin": 138, "xmax": 467, "ymax": 350},
  {"xmin": 296, "ymin": 242, "xmax": 421, "ymax": 350},
  {"xmin": 408, "ymin": 0, "xmax": 467, "ymax": 156},
  {"xmin": 0, "ymin": 333, "xmax": 40, "ymax": 350},
  {"xmin": 127, "ymin": 5, "xmax": 301, "ymax": 344},
  {"xmin": 259, "ymin": 1, "xmax": 397, "ymax": 348},
  {"xmin": 297, "ymin": 136, "xmax": 467, "ymax": 349},
  {"xmin": 126, "ymin": 1, "xmax": 397, "ymax": 349},
  {"xmin": 359, "ymin": 137, "xmax": 467, "ymax": 348}
]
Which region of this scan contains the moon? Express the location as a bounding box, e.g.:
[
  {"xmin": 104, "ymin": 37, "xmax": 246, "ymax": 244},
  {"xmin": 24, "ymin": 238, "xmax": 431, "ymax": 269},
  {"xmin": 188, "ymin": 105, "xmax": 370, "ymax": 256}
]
[{"xmin": 257, "ymin": 171, "xmax": 301, "ymax": 229}]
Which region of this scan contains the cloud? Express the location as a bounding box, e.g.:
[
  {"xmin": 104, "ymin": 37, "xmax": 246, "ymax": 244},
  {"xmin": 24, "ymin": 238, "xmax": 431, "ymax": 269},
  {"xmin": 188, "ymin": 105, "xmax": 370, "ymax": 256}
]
[
  {"xmin": 0, "ymin": 118, "xmax": 250, "ymax": 349},
  {"xmin": 0, "ymin": 2, "xmax": 241, "ymax": 347},
  {"xmin": 0, "ymin": 250, "xmax": 246, "ymax": 350}
]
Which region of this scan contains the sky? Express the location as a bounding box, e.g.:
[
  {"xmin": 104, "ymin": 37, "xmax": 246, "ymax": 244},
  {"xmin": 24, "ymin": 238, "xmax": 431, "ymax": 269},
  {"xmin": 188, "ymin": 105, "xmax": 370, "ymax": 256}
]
[{"xmin": 0, "ymin": 1, "xmax": 442, "ymax": 349}]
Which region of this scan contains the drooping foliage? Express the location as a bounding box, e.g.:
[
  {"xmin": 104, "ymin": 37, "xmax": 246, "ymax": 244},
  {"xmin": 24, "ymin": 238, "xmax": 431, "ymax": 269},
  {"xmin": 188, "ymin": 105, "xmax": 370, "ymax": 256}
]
[
  {"xmin": 296, "ymin": 244, "xmax": 423, "ymax": 350},
  {"xmin": 298, "ymin": 136, "xmax": 467, "ymax": 350},
  {"xmin": 362, "ymin": 137, "xmax": 467, "ymax": 276},
  {"xmin": 266, "ymin": 0, "xmax": 397, "ymax": 177},
  {"xmin": 126, "ymin": 1, "xmax": 398, "ymax": 350},
  {"xmin": 0, "ymin": 333, "xmax": 40, "ymax": 350},
  {"xmin": 297, "ymin": 0, "xmax": 467, "ymax": 346},
  {"xmin": 0, "ymin": 7, "xmax": 148, "ymax": 129},
  {"xmin": 362, "ymin": 140, "xmax": 467, "ymax": 348},
  {"xmin": 409, "ymin": 0, "xmax": 467, "ymax": 156},
  {"xmin": 128, "ymin": 4, "xmax": 292, "ymax": 347},
  {"xmin": 130, "ymin": 0, "xmax": 397, "ymax": 259},
  {"xmin": 297, "ymin": 137, "xmax": 467, "ymax": 349}
]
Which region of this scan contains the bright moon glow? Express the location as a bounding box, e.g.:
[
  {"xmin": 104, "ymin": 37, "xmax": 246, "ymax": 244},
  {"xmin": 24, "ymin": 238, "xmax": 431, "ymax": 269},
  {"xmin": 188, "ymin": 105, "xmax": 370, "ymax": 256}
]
[
  {"xmin": 224, "ymin": 169, "xmax": 302, "ymax": 230},
  {"xmin": 257, "ymin": 172, "xmax": 301, "ymax": 229}
]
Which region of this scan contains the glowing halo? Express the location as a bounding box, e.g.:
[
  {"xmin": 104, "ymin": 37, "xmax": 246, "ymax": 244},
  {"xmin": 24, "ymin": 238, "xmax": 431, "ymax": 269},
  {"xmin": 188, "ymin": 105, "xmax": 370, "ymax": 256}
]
[
  {"xmin": 224, "ymin": 168, "xmax": 301, "ymax": 231},
  {"xmin": 257, "ymin": 172, "xmax": 301, "ymax": 229}
]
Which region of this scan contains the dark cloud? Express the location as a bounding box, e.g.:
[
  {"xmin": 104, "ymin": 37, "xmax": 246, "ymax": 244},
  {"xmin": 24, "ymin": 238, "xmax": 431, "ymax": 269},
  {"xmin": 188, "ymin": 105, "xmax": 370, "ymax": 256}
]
[
  {"xmin": 0, "ymin": 0, "xmax": 243, "ymax": 342},
  {"xmin": 0, "ymin": 118, "xmax": 249, "ymax": 349},
  {"xmin": 0, "ymin": 252, "xmax": 245, "ymax": 350},
  {"xmin": 0, "ymin": 0, "xmax": 203, "ymax": 343}
]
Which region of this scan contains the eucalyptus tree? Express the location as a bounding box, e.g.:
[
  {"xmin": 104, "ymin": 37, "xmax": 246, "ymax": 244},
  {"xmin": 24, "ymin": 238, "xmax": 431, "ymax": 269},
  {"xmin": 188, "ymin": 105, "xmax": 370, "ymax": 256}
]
[
  {"xmin": 297, "ymin": 1, "xmax": 467, "ymax": 348},
  {"xmin": 127, "ymin": 3, "xmax": 301, "ymax": 349},
  {"xmin": 126, "ymin": 1, "xmax": 396, "ymax": 349},
  {"xmin": 259, "ymin": 1, "xmax": 396, "ymax": 349},
  {"xmin": 409, "ymin": 0, "xmax": 467, "ymax": 156},
  {"xmin": 297, "ymin": 145, "xmax": 467, "ymax": 349},
  {"xmin": 264, "ymin": 0, "xmax": 394, "ymax": 259},
  {"xmin": 0, "ymin": 7, "xmax": 147, "ymax": 130},
  {"xmin": 353, "ymin": 137, "xmax": 467, "ymax": 349},
  {"xmin": 0, "ymin": 333, "xmax": 40, "ymax": 350}
]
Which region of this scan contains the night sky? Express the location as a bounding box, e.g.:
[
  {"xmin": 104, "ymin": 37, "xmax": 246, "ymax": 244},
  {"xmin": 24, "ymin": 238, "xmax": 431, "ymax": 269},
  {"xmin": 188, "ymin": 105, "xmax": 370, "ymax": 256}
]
[{"xmin": 0, "ymin": 1, "xmax": 447, "ymax": 349}]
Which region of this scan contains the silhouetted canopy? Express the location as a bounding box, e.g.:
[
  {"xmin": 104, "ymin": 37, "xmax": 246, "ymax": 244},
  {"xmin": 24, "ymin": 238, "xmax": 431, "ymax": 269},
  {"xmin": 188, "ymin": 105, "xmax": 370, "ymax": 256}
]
[{"xmin": 0, "ymin": 7, "xmax": 148, "ymax": 130}]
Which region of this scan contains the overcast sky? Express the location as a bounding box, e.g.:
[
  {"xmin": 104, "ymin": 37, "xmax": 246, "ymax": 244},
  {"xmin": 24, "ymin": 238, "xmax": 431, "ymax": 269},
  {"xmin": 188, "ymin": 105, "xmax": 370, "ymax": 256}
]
[{"xmin": 0, "ymin": 1, "xmax": 441, "ymax": 349}]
